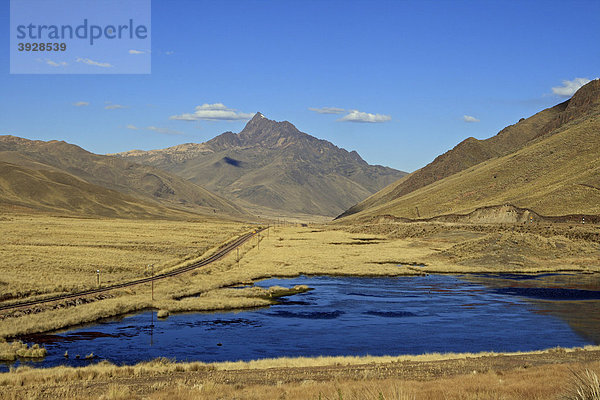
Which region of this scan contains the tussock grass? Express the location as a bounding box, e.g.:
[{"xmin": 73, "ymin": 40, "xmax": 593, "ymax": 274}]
[
  {"xmin": 562, "ymin": 369, "xmax": 600, "ymax": 400},
  {"xmin": 101, "ymin": 384, "xmax": 131, "ymax": 400},
  {"xmin": 0, "ymin": 341, "xmax": 46, "ymax": 361}
]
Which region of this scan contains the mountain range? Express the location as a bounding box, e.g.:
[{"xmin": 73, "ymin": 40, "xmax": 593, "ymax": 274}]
[
  {"xmin": 0, "ymin": 136, "xmax": 246, "ymax": 219},
  {"xmin": 337, "ymin": 79, "xmax": 600, "ymax": 221},
  {"xmin": 113, "ymin": 113, "xmax": 406, "ymax": 217},
  {"xmin": 3, "ymin": 80, "xmax": 598, "ymax": 223}
]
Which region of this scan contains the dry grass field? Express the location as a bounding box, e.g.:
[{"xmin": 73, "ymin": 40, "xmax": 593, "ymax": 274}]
[
  {"xmin": 0, "ymin": 214, "xmax": 248, "ymax": 301},
  {"xmin": 1, "ymin": 215, "xmax": 599, "ymax": 399}
]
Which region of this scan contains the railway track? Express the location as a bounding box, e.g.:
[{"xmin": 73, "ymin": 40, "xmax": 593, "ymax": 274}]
[{"xmin": 0, "ymin": 227, "xmax": 266, "ymax": 312}]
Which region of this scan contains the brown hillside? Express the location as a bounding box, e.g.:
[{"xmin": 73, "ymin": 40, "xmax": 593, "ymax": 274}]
[
  {"xmin": 337, "ymin": 79, "xmax": 600, "ymax": 221},
  {"xmin": 339, "ymin": 79, "xmax": 600, "ymax": 219},
  {"xmin": 0, "ymin": 161, "xmax": 191, "ymax": 218},
  {"xmin": 338, "ymin": 79, "xmax": 600, "ymax": 220},
  {"xmin": 0, "ymin": 136, "xmax": 247, "ymax": 218}
]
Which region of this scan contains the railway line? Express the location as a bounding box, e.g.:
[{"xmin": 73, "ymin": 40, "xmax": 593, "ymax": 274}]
[{"xmin": 0, "ymin": 227, "xmax": 266, "ymax": 312}]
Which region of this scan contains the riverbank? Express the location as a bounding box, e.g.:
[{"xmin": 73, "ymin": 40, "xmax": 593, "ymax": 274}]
[
  {"xmin": 1, "ymin": 219, "xmax": 598, "ymax": 339},
  {"xmin": 1, "ymin": 346, "xmax": 599, "ymax": 399}
]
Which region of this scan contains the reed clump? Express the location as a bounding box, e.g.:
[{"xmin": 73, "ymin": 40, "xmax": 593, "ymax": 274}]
[{"xmin": 0, "ymin": 341, "xmax": 47, "ymax": 361}]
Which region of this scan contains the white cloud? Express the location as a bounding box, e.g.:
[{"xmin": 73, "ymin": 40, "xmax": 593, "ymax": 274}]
[
  {"xmin": 126, "ymin": 124, "xmax": 139, "ymax": 130},
  {"xmin": 552, "ymin": 78, "xmax": 591, "ymax": 97},
  {"xmin": 170, "ymin": 103, "xmax": 254, "ymax": 121},
  {"xmin": 146, "ymin": 126, "xmax": 183, "ymax": 135},
  {"xmin": 309, "ymin": 107, "xmax": 346, "ymax": 114},
  {"xmin": 45, "ymin": 59, "xmax": 68, "ymax": 67},
  {"xmin": 165, "ymin": 51, "xmax": 174, "ymax": 55},
  {"xmin": 128, "ymin": 49, "xmax": 146, "ymax": 55},
  {"xmin": 73, "ymin": 101, "xmax": 89, "ymax": 107},
  {"xmin": 338, "ymin": 110, "xmax": 391, "ymax": 123},
  {"xmin": 76, "ymin": 57, "xmax": 113, "ymax": 68},
  {"xmin": 105, "ymin": 104, "xmax": 128, "ymax": 110},
  {"xmin": 463, "ymin": 115, "xmax": 480, "ymax": 123}
]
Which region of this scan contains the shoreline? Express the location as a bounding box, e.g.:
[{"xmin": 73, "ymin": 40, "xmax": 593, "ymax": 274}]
[
  {"xmin": 1, "ymin": 345, "xmax": 599, "ymax": 399},
  {"xmin": 1, "ymin": 267, "xmax": 597, "ymax": 338}
]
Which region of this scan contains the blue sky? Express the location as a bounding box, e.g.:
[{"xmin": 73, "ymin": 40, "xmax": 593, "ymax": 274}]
[{"xmin": 2, "ymin": 0, "xmax": 599, "ymax": 172}]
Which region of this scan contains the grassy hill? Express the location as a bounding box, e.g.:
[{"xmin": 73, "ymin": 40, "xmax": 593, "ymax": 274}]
[
  {"xmin": 0, "ymin": 136, "xmax": 248, "ymax": 219},
  {"xmin": 114, "ymin": 113, "xmax": 406, "ymax": 217},
  {"xmin": 0, "ymin": 161, "xmax": 191, "ymax": 218},
  {"xmin": 338, "ymin": 79, "xmax": 600, "ymax": 221}
]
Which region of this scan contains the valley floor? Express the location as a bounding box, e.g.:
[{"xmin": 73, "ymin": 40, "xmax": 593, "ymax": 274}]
[{"xmin": 0, "ymin": 214, "xmax": 599, "ymax": 398}]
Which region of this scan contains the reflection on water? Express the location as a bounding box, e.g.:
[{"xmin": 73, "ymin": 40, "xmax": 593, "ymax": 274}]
[
  {"xmin": 3, "ymin": 273, "xmax": 599, "ymax": 371},
  {"xmin": 465, "ymin": 273, "xmax": 600, "ymax": 344}
]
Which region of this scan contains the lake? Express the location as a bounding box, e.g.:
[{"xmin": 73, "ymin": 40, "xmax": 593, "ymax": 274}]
[{"xmin": 4, "ymin": 273, "xmax": 599, "ymax": 371}]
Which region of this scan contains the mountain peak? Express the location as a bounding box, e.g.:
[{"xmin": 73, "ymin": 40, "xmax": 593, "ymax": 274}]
[
  {"xmin": 242, "ymin": 112, "xmax": 274, "ymax": 130},
  {"xmin": 567, "ymin": 79, "xmax": 600, "ymax": 110},
  {"xmin": 246, "ymin": 112, "xmax": 266, "ymax": 123},
  {"xmin": 239, "ymin": 112, "xmax": 302, "ymax": 146}
]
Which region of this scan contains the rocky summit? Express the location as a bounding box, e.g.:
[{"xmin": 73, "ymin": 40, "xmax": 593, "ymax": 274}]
[{"xmin": 114, "ymin": 113, "xmax": 406, "ymax": 217}]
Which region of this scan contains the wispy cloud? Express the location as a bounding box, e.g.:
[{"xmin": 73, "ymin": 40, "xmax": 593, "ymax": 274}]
[
  {"xmin": 45, "ymin": 59, "xmax": 68, "ymax": 67},
  {"xmin": 126, "ymin": 124, "xmax": 139, "ymax": 130},
  {"xmin": 105, "ymin": 104, "xmax": 129, "ymax": 110},
  {"xmin": 463, "ymin": 115, "xmax": 480, "ymax": 123},
  {"xmin": 76, "ymin": 57, "xmax": 113, "ymax": 68},
  {"xmin": 73, "ymin": 101, "xmax": 89, "ymax": 107},
  {"xmin": 165, "ymin": 51, "xmax": 175, "ymax": 55},
  {"xmin": 128, "ymin": 49, "xmax": 146, "ymax": 55},
  {"xmin": 309, "ymin": 107, "xmax": 346, "ymax": 115},
  {"xmin": 170, "ymin": 103, "xmax": 253, "ymax": 121},
  {"xmin": 552, "ymin": 78, "xmax": 591, "ymax": 97},
  {"xmin": 146, "ymin": 126, "xmax": 183, "ymax": 135},
  {"xmin": 338, "ymin": 110, "xmax": 391, "ymax": 123}
]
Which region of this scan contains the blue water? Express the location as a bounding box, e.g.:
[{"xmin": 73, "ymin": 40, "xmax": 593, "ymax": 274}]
[{"xmin": 4, "ymin": 274, "xmax": 598, "ymax": 371}]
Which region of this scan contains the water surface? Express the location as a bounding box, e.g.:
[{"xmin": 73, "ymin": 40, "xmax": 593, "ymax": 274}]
[{"xmin": 4, "ymin": 274, "xmax": 599, "ymax": 371}]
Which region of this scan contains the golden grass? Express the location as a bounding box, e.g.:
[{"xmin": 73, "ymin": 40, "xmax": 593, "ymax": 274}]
[
  {"xmin": 195, "ymin": 345, "xmax": 600, "ymax": 371},
  {"xmin": 0, "ymin": 214, "xmax": 247, "ymax": 300},
  {"xmin": 0, "ymin": 348, "xmax": 599, "ymax": 399},
  {"xmin": 0, "ymin": 341, "xmax": 46, "ymax": 361},
  {"xmin": 344, "ymin": 221, "xmax": 600, "ymax": 273},
  {"xmin": 561, "ymin": 369, "xmax": 600, "ymax": 400}
]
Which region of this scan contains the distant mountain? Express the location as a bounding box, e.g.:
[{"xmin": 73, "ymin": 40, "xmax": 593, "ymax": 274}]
[
  {"xmin": 0, "ymin": 136, "xmax": 247, "ymax": 219},
  {"xmin": 113, "ymin": 113, "xmax": 406, "ymax": 216},
  {"xmin": 337, "ymin": 79, "xmax": 600, "ymax": 221},
  {"xmin": 0, "ymin": 161, "xmax": 182, "ymax": 218}
]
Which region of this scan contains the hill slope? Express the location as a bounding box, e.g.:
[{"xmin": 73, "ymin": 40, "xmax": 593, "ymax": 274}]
[
  {"xmin": 114, "ymin": 113, "xmax": 406, "ymax": 217},
  {"xmin": 0, "ymin": 161, "xmax": 190, "ymax": 218},
  {"xmin": 338, "ymin": 79, "xmax": 600, "ymax": 221},
  {"xmin": 0, "ymin": 136, "xmax": 247, "ymax": 218}
]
